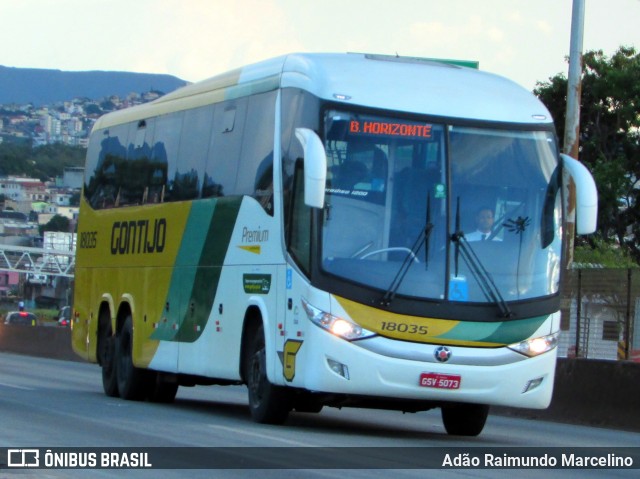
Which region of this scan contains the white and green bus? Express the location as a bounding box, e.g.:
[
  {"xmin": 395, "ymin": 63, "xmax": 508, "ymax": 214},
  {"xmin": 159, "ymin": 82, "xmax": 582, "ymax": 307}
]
[{"xmin": 72, "ymin": 53, "xmax": 597, "ymax": 436}]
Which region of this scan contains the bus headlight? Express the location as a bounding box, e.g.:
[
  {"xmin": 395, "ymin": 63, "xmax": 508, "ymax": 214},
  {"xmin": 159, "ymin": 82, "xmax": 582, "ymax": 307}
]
[
  {"xmin": 508, "ymin": 332, "xmax": 559, "ymax": 357},
  {"xmin": 301, "ymin": 298, "xmax": 376, "ymax": 341}
]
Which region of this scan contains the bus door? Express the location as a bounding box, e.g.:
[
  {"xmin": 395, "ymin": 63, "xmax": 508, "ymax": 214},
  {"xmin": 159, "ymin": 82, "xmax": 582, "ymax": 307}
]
[{"xmin": 281, "ymin": 265, "xmax": 307, "ymax": 385}]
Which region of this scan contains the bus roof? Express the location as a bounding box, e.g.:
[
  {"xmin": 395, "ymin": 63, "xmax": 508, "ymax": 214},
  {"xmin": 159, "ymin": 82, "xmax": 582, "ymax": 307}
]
[{"xmin": 93, "ymin": 52, "xmax": 552, "ymax": 130}]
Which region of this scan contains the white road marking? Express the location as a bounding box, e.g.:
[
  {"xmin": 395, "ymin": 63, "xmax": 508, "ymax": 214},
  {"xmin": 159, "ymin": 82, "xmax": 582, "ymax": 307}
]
[
  {"xmin": 0, "ymin": 381, "xmax": 35, "ymax": 390},
  {"xmin": 208, "ymin": 424, "xmax": 314, "ymax": 446}
]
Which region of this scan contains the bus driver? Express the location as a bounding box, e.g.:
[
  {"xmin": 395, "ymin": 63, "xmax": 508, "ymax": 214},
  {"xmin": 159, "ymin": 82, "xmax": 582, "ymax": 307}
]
[{"xmin": 466, "ymin": 207, "xmax": 501, "ymax": 241}]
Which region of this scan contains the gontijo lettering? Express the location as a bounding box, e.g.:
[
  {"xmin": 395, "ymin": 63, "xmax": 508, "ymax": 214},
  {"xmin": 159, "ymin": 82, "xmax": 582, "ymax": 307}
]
[{"xmin": 110, "ymin": 218, "xmax": 166, "ymax": 255}]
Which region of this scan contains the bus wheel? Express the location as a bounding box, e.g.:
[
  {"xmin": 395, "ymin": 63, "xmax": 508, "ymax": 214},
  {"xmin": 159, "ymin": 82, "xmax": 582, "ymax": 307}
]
[
  {"xmin": 245, "ymin": 324, "xmax": 292, "ymax": 424},
  {"xmin": 441, "ymin": 403, "xmax": 490, "ymax": 436},
  {"xmin": 101, "ymin": 335, "xmax": 119, "ymax": 397},
  {"xmin": 98, "ymin": 311, "xmax": 118, "ymax": 397},
  {"xmin": 147, "ymin": 372, "xmax": 179, "ymax": 403},
  {"xmin": 294, "ymin": 392, "xmax": 324, "ymax": 413},
  {"xmin": 116, "ymin": 315, "xmax": 149, "ymax": 401}
]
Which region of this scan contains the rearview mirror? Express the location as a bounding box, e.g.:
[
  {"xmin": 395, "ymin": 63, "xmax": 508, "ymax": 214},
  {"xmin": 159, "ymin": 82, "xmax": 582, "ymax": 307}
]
[
  {"xmin": 561, "ymin": 154, "xmax": 598, "ymax": 235},
  {"xmin": 295, "ymin": 128, "xmax": 327, "ymax": 208}
]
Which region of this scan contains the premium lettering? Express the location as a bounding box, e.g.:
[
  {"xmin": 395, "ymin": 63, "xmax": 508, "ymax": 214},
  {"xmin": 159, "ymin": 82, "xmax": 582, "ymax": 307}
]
[
  {"xmin": 110, "ymin": 218, "xmax": 166, "ymax": 255},
  {"xmin": 242, "ymin": 226, "xmax": 269, "ymax": 243}
]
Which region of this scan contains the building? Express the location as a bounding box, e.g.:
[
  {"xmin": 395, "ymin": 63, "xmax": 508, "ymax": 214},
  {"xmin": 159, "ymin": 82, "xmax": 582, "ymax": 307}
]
[
  {"xmin": 0, "ymin": 177, "xmax": 47, "ymax": 203},
  {"xmin": 0, "ymin": 177, "xmax": 48, "ymax": 215},
  {"xmin": 0, "ymin": 271, "xmax": 19, "ymax": 298},
  {"xmin": 62, "ymin": 167, "xmax": 84, "ymax": 189}
]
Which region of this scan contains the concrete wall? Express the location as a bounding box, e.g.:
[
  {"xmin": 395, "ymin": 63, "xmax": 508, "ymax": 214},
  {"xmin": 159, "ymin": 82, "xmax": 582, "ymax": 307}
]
[
  {"xmin": 497, "ymin": 358, "xmax": 640, "ymax": 432},
  {"xmin": 1, "ymin": 323, "xmax": 638, "ymax": 431},
  {"xmin": 0, "ymin": 323, "xmax": 79, "ymax": 362}
]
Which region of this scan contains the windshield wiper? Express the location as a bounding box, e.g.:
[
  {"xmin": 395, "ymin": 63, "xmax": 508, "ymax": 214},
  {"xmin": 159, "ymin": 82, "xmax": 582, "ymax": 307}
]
[
  {"xmin": 451, "ymin": 198, "xmax": 513, "ymax": 318},
  {"xmin": 380, "ymin": 195, "xmax": 433, "ymax": 306}
]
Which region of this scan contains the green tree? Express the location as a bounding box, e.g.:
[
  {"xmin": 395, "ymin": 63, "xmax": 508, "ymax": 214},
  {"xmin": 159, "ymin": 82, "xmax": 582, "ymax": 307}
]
[
  {"xmin": 39, "ymin": 214, "xmax": 71, "ymax": 235},
  {"xmin": 535, "ymin": 46, "xmax": 640, "ymax": 263},
  {"xmin": 0, "ymin": 142, "xmax": 85, "ymax": 181},
  {"xmin": 574, "ymin": 237, "xmax": 637, "ymax": 268},
  {"xmin": 85, "ymin": 103, "xmax": 102, "ymax": 116},
  {"xmin": 0, "ymin": 142, "xmax": 32, "ymax": 176}
]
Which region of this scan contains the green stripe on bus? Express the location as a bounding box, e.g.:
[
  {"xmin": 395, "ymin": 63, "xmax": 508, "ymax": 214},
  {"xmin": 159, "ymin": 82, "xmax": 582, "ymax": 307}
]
[
  {"xmin": 151, "ymin": 197, "xmax": 242, "ymax": 342},
  {"xmin": 439, "ymin": 315, "xmax": 548, "ymax": 345},
  {"xmin": 176, "ymin": 197, "xmax": 242, "ymax": 342}
]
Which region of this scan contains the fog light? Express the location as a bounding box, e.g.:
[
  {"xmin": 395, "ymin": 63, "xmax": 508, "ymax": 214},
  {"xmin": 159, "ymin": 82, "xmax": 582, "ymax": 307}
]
[
  {"xmin": 522, "ymin": 376, "xmax": 544, "ymax": 393},
  {"xmin": 327, "ymin": 357, "xmax": 350, "ymax": 379}
]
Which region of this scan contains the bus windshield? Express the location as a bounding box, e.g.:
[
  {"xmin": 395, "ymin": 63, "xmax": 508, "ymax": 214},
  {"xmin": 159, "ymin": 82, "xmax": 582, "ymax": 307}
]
[{"xmin": 321, "ymin": 110, "xmax": 562, "ymax": 304}]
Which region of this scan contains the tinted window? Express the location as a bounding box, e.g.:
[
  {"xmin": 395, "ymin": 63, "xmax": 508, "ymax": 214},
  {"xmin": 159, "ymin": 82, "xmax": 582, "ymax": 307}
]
[
  {"xmin": 203, "ymin": 99, "xmax": 247, "ymax": 198},
  {"xmin": 174, "ymin": 106, "xmax": 214, "ymax": 200},
  {"xmin": 155, "ymin": 112, "xmax": 185, "ymax": 203},
  {"xmin": 288, "ymin": 163, "xmax": 311, "ymax": 272},
  {"xmin": 118, "ymin": 120, "xmax": 155, "ymax": 206},
  {"xmin": 236, "ymin": 91, "xmax": 276, "ymax": 214},
  {"xmin": 84, "ymin": 124, "xmax": 131, "ymax": 209},
  {"xmin": 281, "ymin": 89, "xmax": 320, "ymax": 240},
  {"xmin": 85, "ymin": 92, "xmax": 277, "ymax": 211}
]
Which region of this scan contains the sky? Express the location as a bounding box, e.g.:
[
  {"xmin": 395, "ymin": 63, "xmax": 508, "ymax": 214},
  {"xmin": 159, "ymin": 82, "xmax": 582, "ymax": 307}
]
[{"xmin": 0, "ymin": 0, "xmax": 638, "ymax": 92}]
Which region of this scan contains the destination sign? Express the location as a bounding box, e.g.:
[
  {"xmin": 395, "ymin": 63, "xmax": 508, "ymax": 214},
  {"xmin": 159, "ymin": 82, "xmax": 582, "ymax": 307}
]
[{"xmin": 349, "ymin": 120, "xmax": 432, "ymax": 138}]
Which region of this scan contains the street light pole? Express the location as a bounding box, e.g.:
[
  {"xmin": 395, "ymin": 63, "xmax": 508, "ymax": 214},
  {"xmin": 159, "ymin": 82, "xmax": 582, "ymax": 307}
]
[
  {"xmin": 564, "ymin": 0, "xmax": 585, "ymax": 158},
  {"xmin": 562, "ymin": 0, "xmax": 586, "ymax": 272},
  {"xmin": 562, "ymin": 0, "xmax": 586, "ymax": 341}
]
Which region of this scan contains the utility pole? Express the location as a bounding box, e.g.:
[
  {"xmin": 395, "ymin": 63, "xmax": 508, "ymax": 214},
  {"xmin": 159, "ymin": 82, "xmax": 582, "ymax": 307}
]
[
  {"xmin": 563, "ymin": 0, "xmax": 586, "ymax": 333},
  {"xmin": 564, "ymin": 0, "xmax": 585, "ymax": 158}
]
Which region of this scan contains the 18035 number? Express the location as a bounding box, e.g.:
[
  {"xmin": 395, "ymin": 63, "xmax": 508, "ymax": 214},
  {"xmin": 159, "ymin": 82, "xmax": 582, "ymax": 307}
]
[{"xmin": 380, "ymin": 321, "xmax": 428, "ymax": 335}]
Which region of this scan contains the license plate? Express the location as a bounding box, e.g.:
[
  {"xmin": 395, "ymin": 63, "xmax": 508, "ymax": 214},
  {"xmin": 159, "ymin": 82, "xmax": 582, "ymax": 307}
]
[{"xmin": 419, "ymin": 373, "xmax": 461, "ymax": 389}]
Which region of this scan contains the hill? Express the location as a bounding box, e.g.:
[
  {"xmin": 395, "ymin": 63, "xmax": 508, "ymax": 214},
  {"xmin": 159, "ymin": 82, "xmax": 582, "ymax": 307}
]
[{"xmin": 0, "ymin": 65, "xmax": 188, "ymax": 105}]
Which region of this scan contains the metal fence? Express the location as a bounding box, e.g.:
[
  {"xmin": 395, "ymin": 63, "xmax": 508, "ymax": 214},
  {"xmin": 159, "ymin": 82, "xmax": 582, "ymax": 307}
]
[{"xmin": 559, "ymin": 268, "xmax": 640, "ymax": 361}]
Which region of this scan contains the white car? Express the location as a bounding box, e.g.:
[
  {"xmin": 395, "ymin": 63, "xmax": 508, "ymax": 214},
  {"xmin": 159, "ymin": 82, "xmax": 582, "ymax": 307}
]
[{"xmin": 4, "ymin": 311, "xmax": 37, "ymax": 326}]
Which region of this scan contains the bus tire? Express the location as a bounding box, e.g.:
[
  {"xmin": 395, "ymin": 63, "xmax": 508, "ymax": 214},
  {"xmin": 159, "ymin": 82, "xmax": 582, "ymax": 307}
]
[
  {"xmin": 147, "ymin": 372, "xmax": 179, "ymax": 403},
  {"xmin": 98, "ymin": 310, "xmax": 118, "ymax": 397},
  {"xmin": 245, "ymin": 324, "xmax": 292, "ymax": 424},
  {"xmin": 101, "ymin": 336, "xmax": 119, "ymax": 397},
  {"xmin": 116, "ymin": 315, "xmax": 149, "ymax": 401},
  {"xmin": 441, "ymin": 403, "xmax": 490, "ymax": 436},
  {"xmin": 293, "ymin": 392, "xmax": 324, "ymax": 413}
]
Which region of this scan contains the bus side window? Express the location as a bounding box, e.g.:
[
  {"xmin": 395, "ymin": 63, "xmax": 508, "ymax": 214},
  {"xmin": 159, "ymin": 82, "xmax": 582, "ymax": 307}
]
[
  {"xmin": 85, "ymin": 124, "xmax": 130, "ymax": 209},
  {"xmin": 83, "ymin": 130, "xmax": 104, "ymax": 208},
  {"xmin": 122, "ymin": 119, "xmax": 158, "ymax": 206},
  {"xmin": 203, "ymin": 100, "xmax": 248, "ymax": 198},
  {"xmin": 111, "ymin": 121, "xmax": 141, "ymax": 207},
  {"xmin": 155, "ymin": 111, "xmax": 185, "ymax": 203},
  {"xmin": 201, "ymin": 141, "xmax": 225, "ymax": 200},
  {"xmin": 236, "ymin": 91, "xmax": 277, "ymax": 215},
  {"xmin": 281, "ymin": 88, "xmax": 321, "ymax": 247},
  {"xmin": 288, "ymin": 161, "xmax": 311, "ymax": 273},
  {"xmin": 174, "ymin": 105, "xmax": 214, "ymax": 201}
]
